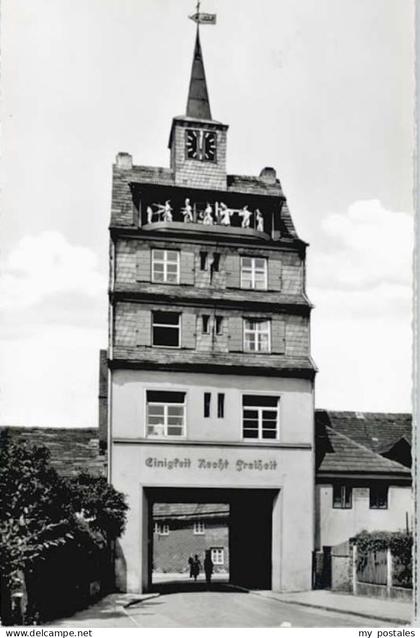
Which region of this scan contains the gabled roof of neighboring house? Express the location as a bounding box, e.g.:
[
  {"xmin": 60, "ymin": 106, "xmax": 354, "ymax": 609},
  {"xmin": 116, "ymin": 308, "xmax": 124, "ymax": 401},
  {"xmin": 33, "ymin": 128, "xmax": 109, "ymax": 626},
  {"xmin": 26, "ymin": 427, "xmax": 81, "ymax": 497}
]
[
  {"xmin": 316, "ymin": 424, "xmax": 411, "ymax": 478},
  {"xmin": 0, "ymin": 426, "xmax": 106, "ymax": 478},
  {"xmin": 315, "ymin": 410, "xmax": 412, "ymax": 455},
  {"xmin": 154, "ymin": 503, "xmax": 229, "ymax": 520}
]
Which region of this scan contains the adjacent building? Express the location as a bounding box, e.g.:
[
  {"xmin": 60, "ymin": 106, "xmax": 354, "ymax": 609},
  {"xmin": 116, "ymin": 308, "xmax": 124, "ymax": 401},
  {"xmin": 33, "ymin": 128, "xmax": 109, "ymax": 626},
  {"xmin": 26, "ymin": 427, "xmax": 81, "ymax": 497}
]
[
  {"xmin": 315, "ymin": 410, "xmax": 412, "ymax": 550},
  {"xmin": 152, "ymin": 503, "xmax": 229, "ymax": 574}
]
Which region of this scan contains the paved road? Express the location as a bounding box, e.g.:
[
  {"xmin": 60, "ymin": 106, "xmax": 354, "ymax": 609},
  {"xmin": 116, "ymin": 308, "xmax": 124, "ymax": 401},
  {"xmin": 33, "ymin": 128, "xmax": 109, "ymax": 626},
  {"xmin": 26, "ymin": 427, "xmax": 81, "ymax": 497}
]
[{"xmin": 51, "ymin": 583, "xmax": 393, "ymax": 628}]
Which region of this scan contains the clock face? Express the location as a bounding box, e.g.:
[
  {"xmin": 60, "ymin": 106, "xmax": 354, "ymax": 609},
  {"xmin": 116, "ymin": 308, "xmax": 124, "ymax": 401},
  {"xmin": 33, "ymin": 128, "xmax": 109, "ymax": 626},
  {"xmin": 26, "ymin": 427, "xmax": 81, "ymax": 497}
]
[
  {"xmin": 203, "ymin": 132, "xmax": 216, "ymax": 161},
  {"xmin": 185, "ymin": 129, "xmax": 217, "ymax": 162},
  {"xmin": 186, "ymin": 130, "xmax": 199, "ymax": 159}
]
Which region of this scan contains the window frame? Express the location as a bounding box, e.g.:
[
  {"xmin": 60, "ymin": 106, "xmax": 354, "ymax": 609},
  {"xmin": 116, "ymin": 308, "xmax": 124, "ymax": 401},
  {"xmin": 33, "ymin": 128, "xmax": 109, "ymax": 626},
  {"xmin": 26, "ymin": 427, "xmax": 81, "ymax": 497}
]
[
  {"xmin": 215, "ymin": 316, "xmax": 223, "ymax": 335},
  {"xmin": 151, "ymin": 249, "xmax": 180, "ymax": 284},
  {"xmin": 145, "ymin": 389, "xmax": 186, "ymax": 439},
  {"xmin": 211, "ymin": 547, "xmax": 224, "ymax": 565},
  {"xmin": 332, "ymin": 484, "xmax": 353, "ymax": 509},
  {"xmin": 240, "ymin": 257, "xmax": 268, "ymax": 290},
  {"xmin": 204, "ymin": 392, "xmax": 211, "ymax": 418},
  {"xmin": 217, "ymin": 393, "xmax": 225, "ymax": 419},
  {"xmin": 154, "ymin": 523, "xmax": 170, "ymax": 536},
  {"xmin": 200, "ymin": 251, "xmax": 208, "ymax": 271},
  {"xmin": 152, "ymin": 311, "xmax": 181, "ymax": 348},
  {"xmin": 212, "ymin": 253, "xmax": 220, "ymax": 273},
  {"xmin": 369, "ymin": 484, "xmax": 389, "ymax": 510},
  {"xmin": 202, "ymin": 315, "xmax": 210, "ymax": 334},
  {"xmin": 193, "ymin": 521, "xmax": 205, "ymax": 535},
  {"xmin": 243, "ymin": 318, "xmax": 271, "ymax": 353},
  {"xmin": 241, "ymin": 393, "xmax": 279, "ymax": 440}
]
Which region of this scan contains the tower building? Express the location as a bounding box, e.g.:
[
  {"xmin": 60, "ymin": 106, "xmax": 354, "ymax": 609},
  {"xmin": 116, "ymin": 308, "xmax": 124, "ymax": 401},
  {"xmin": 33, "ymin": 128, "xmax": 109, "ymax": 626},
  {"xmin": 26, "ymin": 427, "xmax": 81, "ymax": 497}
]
[{"xmin": 108, "ymin": 20, "xmax": 316, "ymax": 593}]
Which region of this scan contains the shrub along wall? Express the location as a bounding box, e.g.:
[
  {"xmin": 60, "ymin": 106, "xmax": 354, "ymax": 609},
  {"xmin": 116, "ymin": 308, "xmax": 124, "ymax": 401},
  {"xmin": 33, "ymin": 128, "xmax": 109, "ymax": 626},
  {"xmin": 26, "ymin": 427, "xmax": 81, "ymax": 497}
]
[
  {"xmin": 351, "ymin": 530, "xmax": 412, "ymax": 592},
  {"xmin": 0, "ymin": 433, "xmax": 127, "ymax": 626}
]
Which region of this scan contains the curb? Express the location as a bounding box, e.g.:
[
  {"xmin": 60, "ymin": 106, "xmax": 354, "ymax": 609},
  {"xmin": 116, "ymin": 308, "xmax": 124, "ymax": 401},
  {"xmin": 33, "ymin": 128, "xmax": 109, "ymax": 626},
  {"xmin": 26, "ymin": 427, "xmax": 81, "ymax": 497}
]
[
  {"xmin": 123, "ymin": 593, "xmax": 161, "ymax": 608},
  {"xmin": 230, "ymin": 587, "xmax": 410, "ymax": 626}
]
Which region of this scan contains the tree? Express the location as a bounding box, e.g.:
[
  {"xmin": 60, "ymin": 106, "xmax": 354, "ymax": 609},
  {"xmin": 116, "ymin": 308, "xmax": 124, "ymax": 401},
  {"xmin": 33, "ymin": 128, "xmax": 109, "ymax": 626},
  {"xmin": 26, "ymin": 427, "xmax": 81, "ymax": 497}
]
[
  {"xmin": 0, "ymin": 432, "xmax": 75, "ymax": 585},
  {"xmin": 0, "ymin": 431, "xmax": 127, "ymax": 624},
  {"xmin": 68, "ymin": 472, "xmax": 127, "ymax": 541}
]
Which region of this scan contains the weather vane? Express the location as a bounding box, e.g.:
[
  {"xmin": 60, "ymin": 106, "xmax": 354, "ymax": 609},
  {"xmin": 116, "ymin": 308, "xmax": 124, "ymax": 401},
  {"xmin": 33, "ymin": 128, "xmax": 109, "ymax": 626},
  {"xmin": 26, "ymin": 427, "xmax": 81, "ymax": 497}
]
[{"xmin": 189, "ymin": 0, "xmax": 217, "ymax": 25}]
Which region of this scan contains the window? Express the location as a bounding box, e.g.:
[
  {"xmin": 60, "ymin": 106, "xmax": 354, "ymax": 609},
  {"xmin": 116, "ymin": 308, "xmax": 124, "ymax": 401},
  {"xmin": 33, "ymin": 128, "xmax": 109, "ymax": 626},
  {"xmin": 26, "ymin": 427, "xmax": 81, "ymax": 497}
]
[
  {"xmin": 211, "ymin": 547, "xmax": 224, "ymax": 565},
  {"xmin": 152, "ymin": 250, "xmax": 179, "ymax": 284},
  {"xmin": 241, "ymin": 257, "xmax": 267, "ymax": 290},
  {"xmin": 242, "ymin": 395, "xmax": 279, "ymax": 439},
  {"xmin": 152, "ymin": 311, "xmax": 180, "ymax": 347},
  {"xmin": 212, "ymin": 253, "xmax": 220, "ymax": 273},
  {"xmin": 146, "ymin": 390, "xmax": 185, "ymax": 437},
  {"xmin": 202, "ymin": 315, "xmax": 210, "ymax": 334},
  {"xmin": 204, "ymin": 392, "xmax": 211, "ymax": 418},
  {"xmin": 200, "ymin": 252, "xmax": 208, "ymax": 270},
  {"xmin": 244, "ymin": 319, "xmax": 270, "ymax": 352},
  {"xmin": 370, "ymin": 484, "xmax": 388, "ymax": 509},
  {"xmin": 333, "ymin": 485, "xmax": 352, "ymax": 509},
  {"xmin": 154, "ymin": 523, "xmax": 170, "ymax": 535},
  {"xmin": 217, "ymin": 393, "xmax": 225, "ymax": 418},
  {"xmin": 215, "ymin": 316, "xmax": 223, "ymax": 335},
  {"xmin": 193, "ymin": 521, "xmax": 205, "ymax": 535}
]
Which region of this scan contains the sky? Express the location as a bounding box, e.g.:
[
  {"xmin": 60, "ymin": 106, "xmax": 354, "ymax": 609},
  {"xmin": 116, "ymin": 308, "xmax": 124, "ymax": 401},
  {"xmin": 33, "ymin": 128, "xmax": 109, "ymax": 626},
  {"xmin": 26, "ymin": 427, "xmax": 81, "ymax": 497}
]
[{"xmin": 0, "ymin": 0, "xmax": 414, "ymax": 427}]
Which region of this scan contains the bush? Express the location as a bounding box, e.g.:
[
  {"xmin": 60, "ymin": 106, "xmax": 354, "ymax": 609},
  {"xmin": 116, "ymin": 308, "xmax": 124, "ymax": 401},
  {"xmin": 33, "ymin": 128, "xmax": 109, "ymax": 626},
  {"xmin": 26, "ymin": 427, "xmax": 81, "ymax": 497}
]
[
  {"xmin": 351, "ymin": 530, "xmax": 413, "ymax": 589},
  {"xmin": 0, "ymin": 432, "xmax": 127, "ymax": 624}
]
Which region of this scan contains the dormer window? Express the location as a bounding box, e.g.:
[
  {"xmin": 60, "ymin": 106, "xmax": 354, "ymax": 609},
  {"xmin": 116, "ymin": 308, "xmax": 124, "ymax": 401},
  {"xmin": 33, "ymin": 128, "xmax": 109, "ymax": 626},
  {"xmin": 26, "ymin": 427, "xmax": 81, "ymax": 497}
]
[{"xmin": 185, "ymin": 129, "xmax": 217, "ymax": 162}]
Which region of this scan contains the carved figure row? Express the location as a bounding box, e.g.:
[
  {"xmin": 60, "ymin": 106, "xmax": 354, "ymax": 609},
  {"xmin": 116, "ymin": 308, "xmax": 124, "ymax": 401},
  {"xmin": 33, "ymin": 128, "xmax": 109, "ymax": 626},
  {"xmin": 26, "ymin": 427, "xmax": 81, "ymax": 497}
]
[{"xmin": 146, "ymin": 199, "xmax": 264, "ymax": 232}]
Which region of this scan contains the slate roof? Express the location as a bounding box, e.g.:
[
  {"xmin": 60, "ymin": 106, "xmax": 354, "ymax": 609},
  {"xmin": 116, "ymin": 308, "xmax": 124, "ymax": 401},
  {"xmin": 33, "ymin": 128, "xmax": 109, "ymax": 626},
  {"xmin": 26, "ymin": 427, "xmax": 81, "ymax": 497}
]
[
  {"xmin": 111, "ymin": 346, "xmax": 317, "ymax": 378},
  {"xmin": 316, "ymin": 424, "xmax": 410, "ymax": 478},
  {"xmin": 110, "ymin": 164, "xmax": 299, "ymax": 238},
  {"xmin": 316, "ymin": 410, "xmax": 412, "ymax": 454},
  {"xmin": 0, "ymin": 426, "xmax": 106, "ymax": 478},
  {"xmin": 154, "ymin": 503, "xmax": 229, "ymax": 520},
  {"xmin": 186, "ymin": 29, "xmax": 212, "ymax": 120}
]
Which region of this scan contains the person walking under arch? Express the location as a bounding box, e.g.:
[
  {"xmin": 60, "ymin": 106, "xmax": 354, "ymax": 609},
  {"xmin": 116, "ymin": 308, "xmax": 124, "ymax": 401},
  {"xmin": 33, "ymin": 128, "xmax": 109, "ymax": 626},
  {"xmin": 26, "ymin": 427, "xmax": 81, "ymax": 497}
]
[
  {"xmin": 204, "ymin": 550, "xmax": 214, "ymax": 586},
  {"xmin": 191, "ymin": 554, "xmax": 201, "ymax": 581},
  {"xmin": 188, "ymin": 555, "xmax": 194, "ymax": 578}
]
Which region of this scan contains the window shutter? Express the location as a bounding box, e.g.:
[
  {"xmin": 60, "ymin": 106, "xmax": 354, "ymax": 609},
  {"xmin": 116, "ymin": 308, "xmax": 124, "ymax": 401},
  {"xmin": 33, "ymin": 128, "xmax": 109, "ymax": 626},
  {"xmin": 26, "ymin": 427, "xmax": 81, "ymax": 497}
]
[
  {"xmin": 225, "ymin": 255, "xmax": 240, "ymax": 288},
  {"xmin": 271, "ymin": 318, "xmax": 286, "ymax": 353},
  {"xmin": 268, "ymin": 259, "xmax": 282, "ymax": 291},
  {"xmin": 228, "ymin": 317, "xmax": 243, "ymax": 352},
  {"xmin": 180, "ymin": 251, "xmax": 195, "ymax": 285},
  {"xmin": 136, "ymin": 246, "xmax": 150, "ymax": 282},
  {"xmin": 182, "ymin": 312, "xmax": 196, "ymax": 349},
  {"xmin": 136, "ymin": 309, "xmax": 151, "ymax": 346}
]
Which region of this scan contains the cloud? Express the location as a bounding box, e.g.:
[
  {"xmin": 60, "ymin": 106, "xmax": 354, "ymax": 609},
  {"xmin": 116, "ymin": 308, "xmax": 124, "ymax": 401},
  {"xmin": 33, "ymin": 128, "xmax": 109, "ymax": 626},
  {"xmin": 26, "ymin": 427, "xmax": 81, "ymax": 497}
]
[
  {"xmin": 0, "ymin": 325, "xmax": 105, "ymax": 427},
  {"xmin": 0, "ymin": 231, "xmax": 106, "ymax": 309},
  {"xmin": 309, "ymin": 199, "xmax": 413, "ymax": 292},
  {"xmin": 308, "ymin": 200, "xmax": 413, "ymax": 412},
  {"xmin": 0, "ymin": 232, "xmax": 107, "ymax": 427}
]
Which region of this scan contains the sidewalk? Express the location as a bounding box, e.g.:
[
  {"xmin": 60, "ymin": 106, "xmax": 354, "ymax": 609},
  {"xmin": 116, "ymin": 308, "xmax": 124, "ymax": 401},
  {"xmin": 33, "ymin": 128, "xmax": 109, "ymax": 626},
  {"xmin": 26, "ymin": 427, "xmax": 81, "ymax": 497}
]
[{"xmin": 249, "ymin": 589, "xmax": 413, "ymax": 625}]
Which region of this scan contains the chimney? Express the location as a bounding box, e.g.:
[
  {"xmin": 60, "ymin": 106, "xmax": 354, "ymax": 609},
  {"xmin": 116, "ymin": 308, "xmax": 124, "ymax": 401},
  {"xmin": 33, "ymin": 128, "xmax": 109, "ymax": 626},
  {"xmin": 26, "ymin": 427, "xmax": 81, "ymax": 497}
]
[
  {"xmin": 259, "ymin": 167, "xmax": 277, "ymax": 185},
  {"xmin": 116, "ymin": 152, "xmax": 133, "ymax": 170}
]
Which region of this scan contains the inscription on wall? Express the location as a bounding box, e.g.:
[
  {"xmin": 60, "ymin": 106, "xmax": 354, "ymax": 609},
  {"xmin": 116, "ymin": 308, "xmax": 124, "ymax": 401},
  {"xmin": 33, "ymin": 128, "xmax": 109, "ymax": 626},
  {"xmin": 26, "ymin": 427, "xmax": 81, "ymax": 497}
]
[{"xmin": 145, "ymin": 456, "xmax": 278, "ymax": 472}]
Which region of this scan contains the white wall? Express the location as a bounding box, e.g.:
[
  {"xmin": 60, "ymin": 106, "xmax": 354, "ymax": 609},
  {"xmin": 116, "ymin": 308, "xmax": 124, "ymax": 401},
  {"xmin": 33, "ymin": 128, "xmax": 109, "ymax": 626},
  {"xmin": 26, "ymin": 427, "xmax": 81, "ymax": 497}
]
[
  {"xmin": 111, "ymin": 443, "xmax": 314, "ymax": 593},
  {"xmin": 317, "ymin": 484, "xmax": 412, "ymax": 548},
  {"xmin": 111, "ymin": 368, "xmax": 313, "ymax": 444}
]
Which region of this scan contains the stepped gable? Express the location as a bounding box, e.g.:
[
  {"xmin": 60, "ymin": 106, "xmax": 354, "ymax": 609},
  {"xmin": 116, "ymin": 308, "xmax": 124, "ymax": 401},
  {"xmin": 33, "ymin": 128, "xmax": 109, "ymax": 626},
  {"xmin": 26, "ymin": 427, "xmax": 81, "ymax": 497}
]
[
  {"xmin": 0, "ymin": 426, "xmax": 106, "ymax": 477},
  {"xmin": 316, "ymin": 424, "xmax": 410, "ymax": 477},
  {"xmin": 316, "ymin": 410, "xmax": 412, "ymax": 454}
]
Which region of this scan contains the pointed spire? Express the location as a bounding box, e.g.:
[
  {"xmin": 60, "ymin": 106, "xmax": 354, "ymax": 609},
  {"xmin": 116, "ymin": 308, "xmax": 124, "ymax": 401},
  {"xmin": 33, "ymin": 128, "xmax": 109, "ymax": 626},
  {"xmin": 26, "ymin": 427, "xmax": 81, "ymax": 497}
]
[{"xmin": 186, "ymin": 28, "xmax": 212, "ymax": 120}]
